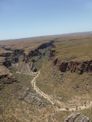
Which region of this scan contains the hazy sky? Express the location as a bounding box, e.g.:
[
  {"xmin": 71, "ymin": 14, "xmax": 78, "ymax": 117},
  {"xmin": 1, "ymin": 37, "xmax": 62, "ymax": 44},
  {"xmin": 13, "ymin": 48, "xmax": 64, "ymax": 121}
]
[{"xmin": 0, "ymin": 0, "xmax": 92, "ymax": 40}]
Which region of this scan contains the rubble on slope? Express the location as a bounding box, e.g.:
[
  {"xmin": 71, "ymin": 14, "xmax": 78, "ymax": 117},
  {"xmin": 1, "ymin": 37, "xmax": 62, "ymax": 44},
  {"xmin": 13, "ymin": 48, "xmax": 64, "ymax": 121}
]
[{"xmin": 64, "ymin": 113, "xmax": 90, "ymax": 122}]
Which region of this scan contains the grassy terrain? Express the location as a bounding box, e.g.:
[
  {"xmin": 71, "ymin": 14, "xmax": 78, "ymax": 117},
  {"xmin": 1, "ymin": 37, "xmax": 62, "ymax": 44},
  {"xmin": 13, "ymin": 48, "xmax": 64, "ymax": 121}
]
[
  {"xmin": 0, "ymin": 33, "xmax": 92, "ymax": 121},
  {"xmin": 37, "ymin": 38, "xmax": 92, "ymax": 102},
  {"xmin": 81, "ymin": 108, "xmax": 92, "ymax": 122},
  {"xmin": 55, "ymin": 39, "xmax": 92, "ymax": 61}
]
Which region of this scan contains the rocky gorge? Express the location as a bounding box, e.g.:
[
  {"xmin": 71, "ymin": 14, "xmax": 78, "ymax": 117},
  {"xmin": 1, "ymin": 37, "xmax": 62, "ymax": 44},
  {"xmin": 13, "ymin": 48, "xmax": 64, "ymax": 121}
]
[{"xmin": 53, "ymin": 58, "xmax": 92, "ymax": 74}]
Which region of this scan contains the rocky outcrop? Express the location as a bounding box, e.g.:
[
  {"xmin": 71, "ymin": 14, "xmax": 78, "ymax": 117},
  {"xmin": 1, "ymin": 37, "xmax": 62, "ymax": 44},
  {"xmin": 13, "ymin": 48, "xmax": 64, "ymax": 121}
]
[
  {"xmin": 0, "ymin": 74, "xmax": 16, "ymax": 90},
  {"xmin": 2, "ymin": 49, "xmax": 25, "ymax": 67},
  {"xmin": 0, "ymin": 41, "xmax": 56, "ymax": 78},
  {"xmin": 18, "ymin": 87, "xmax": 48, "ymax": 108},
  {"xmin": 64, "ymin": 113, "xmax": 89, "ymax": 122},
  {"xmin": 0, "ymin": 52, "xmax": 12, "ymax": 57},
  {"xmin": 37, "ymin": 40, "xmax": 55, "ymax": 49},
  {"xmin": 53, "ymin": 59, "xmax": 92, "ymax": 74},
  {"xmin": 2, "ymin": 41, "xmax": 55, "ymax": 70},
  {"xmin": 27, "ymin": 41, "xmax": 55, "ymax": 60},
  {"xmin": 0, "ymin": 75, "xmax": 16, "ymax": 84},
  {"xmin": 49, "ymin": 49, "xmax": 56, "ymax": 58},
  {"xmin": 0, "ymin": 66, "xmax": 16, "ymax": 89},
  {"xmin": 0, "ymin": 66, "xmax": 11, "ymax": 76}
]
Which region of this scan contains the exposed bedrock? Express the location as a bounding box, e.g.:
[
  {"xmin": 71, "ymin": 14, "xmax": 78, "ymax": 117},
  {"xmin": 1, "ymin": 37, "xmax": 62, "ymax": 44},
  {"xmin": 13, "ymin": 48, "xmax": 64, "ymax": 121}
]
[
  {"xmin": 64, "ymin": 113, "xmax": 90, "ymax": 122},
  {"xmin": 53, "ymin": 58, "xmax": 92, "ymax": 74},
  {"xmin": 0, "ymin": 67, "xmax": 17, "ymax": 90},
  {"xmin": 2, "ymin": 41, "xmax": 56, "ymax": 72}
]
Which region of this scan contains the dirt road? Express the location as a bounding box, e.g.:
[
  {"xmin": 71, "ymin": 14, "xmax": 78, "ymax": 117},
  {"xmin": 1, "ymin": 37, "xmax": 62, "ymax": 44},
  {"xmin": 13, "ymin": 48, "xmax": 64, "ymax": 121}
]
[{"xmin": 31, "ymin": 71, "xmax": 92, "ymax": 112}]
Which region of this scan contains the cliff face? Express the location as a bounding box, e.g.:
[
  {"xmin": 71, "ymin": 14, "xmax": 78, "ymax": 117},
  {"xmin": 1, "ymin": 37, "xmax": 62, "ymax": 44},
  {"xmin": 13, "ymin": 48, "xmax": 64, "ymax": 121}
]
[
  {"xmin": 1, "ymin": 41, "xmax": 55, "ymax": 72},
  {"xmin": 1, "ymin": 39, "xmax": 92, "ymax": 76},
  {"xmin": 1, "ymin": 40, "xmax": 92, "ymax": 75},
  {"xmin": 2, "ymin": 49, "xmax": 25, "ymax": 67},
  {"xmin": 53, "ymin": 58, "xmax": 92, "ymax": 74}
]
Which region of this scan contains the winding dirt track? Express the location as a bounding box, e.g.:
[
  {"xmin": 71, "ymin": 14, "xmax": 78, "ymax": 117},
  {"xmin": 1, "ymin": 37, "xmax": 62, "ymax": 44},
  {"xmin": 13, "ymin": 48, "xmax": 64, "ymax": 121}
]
[
  {"xmin": 31, "ymin": 71, "xmax": 55, "ymax": 105},
  {"xmin": 16, "ymin": 67, "xmax": 92, "ymax": 112},
  {"xmin": 31, "ymin": 71, "xmax": 92, "ymax": 112}
]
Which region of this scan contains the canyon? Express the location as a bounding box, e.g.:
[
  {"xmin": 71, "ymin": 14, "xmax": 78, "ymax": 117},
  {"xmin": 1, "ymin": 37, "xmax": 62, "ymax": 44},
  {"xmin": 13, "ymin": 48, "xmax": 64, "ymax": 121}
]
[{"xmin": 0, "ymin": 34, "xmax": 92, "ymax": 121}]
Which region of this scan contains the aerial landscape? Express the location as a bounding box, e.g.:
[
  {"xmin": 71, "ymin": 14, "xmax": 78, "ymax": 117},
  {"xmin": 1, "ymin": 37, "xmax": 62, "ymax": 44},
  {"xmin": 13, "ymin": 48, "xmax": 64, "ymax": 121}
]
[
  {"xmin": 0, "ymin": 33, "xmax": 92, "ymax": 122},
  {"xmin": 0, "ymin": 0, "xmax": 92, "ymax": 122}
]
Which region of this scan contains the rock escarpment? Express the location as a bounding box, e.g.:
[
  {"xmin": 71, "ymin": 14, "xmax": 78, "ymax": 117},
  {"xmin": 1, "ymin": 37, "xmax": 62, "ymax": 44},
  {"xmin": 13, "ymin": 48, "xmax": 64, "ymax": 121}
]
[
  {"xmin": 1, "ymin": 41, "xmax": 55, "ymax": 72},
  {"xmin": 2, "ymin": 49, "xmax": 25, "ymax": 67},
  {"xmin": 53, "ymin": 58, "xmax": 92, "ymax": 74}
]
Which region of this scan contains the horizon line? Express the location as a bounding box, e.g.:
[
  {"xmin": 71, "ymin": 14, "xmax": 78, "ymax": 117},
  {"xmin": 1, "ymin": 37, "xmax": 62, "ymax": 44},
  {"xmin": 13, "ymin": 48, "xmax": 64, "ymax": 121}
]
[{"xmin": 0, "ymin": 31, "xmax": 92, "ymax": 41}]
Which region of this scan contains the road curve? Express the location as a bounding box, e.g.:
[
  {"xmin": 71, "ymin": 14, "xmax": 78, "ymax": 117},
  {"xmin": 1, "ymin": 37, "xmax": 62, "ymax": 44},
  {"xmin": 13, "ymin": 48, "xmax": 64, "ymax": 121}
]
[
  {"xmin": 31, "ymin": 71, "xmax": 92, "ymax": 112},
  {"xmin": 31, "ymin": 71, "xmax": 55, "ymax": 105}
]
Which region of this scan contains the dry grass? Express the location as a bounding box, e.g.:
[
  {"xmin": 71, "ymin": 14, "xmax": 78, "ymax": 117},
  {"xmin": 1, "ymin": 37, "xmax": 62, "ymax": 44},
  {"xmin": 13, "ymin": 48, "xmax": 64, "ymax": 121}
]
[{"xmin": 0, "ymin": 33, "xmax": 92, "ymax": 121}]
